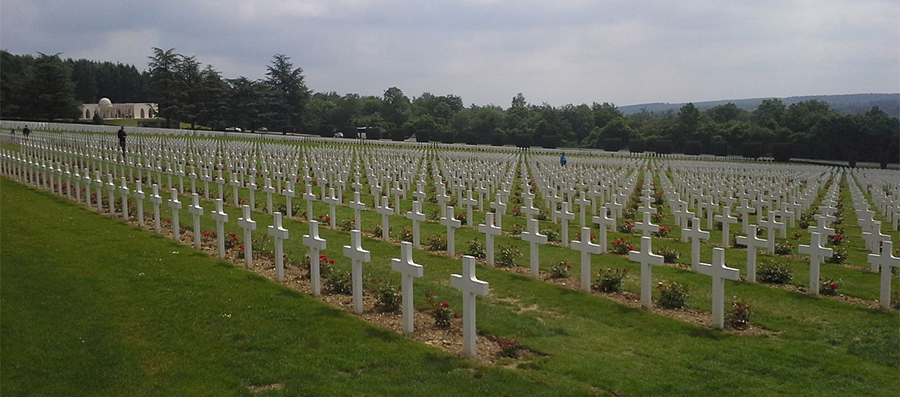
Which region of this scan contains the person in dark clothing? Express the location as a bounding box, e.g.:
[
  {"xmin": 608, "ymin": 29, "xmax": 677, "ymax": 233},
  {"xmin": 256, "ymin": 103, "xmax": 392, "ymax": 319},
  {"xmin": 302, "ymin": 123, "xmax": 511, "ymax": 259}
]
[
  {"xmin": 117, "ymin": 126, "xmax": 127, "ymax": 157},
  {"xmin": 560, "ymin": 153, "xmax": 567, "ymax": 166},
  {"xmin": 22, "ymin": 125, "xmax": 30, "ymax": 138}
]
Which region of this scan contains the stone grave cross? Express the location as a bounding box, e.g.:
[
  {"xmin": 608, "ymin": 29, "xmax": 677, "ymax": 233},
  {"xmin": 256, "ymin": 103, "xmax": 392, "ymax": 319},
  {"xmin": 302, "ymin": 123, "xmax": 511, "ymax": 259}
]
[
  {"xmin": 167, "ymin": 188, "xmax": 182, "ymax": 241},
  {"xmin": 302, "ymin": 220, "xmax": 327, "ymax": 296},
  {"xmin": 798, "ymin": 232, "xmax": 833, "ymax": 295},
  {"xmin": 629, "ymin": 236, "xmax": 664, "ymax": 308},
  {"xmin": 698, "ymin": 248, "xmax": 741, "ymax": 329},
  {"xmin": 478, "ymin": 212, "xmax": 502, "ymax": 266},
  {"xmin": 268, "ymin": 212, "xmax": 290, "ymax": 282},
  {"xmin": 440, "ymin": 206, "xmax": 462, "ymax": 256},
  {"xmin": 237, "ymin": 205, "xmax": 257, "ymax": 268},
  {"xmin": 450, "ymin": 255, "xmax": 490, "ymax": 359},
  {"xmin": 342, "ymin": 230, "xmax": 371, "ymax": 314},
  {"xmin": 571, "ymin": 226, "xmax": 602, "ymax": 292},
  {"xmin": 868, "ymin": 241, "xmax": 900, "ymax": 309},
  {"xmin": 187, "ymin": 193, "xmax": 204, "ymax": 249},
  {"xmin": 210, "ymin": 198, "xmax": 229, "ymax": 258},
  {"xmin": 392, "ymin": 242, "xmax": 424, "ymax": 334}
]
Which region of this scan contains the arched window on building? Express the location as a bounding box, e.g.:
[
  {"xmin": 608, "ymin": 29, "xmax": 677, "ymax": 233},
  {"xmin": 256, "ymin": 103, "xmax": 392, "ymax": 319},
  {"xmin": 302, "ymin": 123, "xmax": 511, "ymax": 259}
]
[{"xmin": 85, "ymin": 109, "xmax": 91, "ymax": 119}]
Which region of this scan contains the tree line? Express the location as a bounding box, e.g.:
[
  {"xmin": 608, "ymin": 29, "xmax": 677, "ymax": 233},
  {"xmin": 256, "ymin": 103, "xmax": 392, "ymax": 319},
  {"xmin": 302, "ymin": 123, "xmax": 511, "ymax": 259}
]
[{"xmin": 0, "ymin": 49, "xmax": 896, "ymax": 165}]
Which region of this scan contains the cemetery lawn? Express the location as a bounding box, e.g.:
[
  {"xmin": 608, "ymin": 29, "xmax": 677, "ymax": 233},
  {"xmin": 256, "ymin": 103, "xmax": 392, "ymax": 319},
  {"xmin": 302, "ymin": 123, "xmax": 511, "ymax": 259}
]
[
  {"xmin": 2, "ymin": 171, "xmax": 899, "ymax": 397},
  {"xmin": 0, "ymin": 179, "xmax": 589, "ymax": 397}
]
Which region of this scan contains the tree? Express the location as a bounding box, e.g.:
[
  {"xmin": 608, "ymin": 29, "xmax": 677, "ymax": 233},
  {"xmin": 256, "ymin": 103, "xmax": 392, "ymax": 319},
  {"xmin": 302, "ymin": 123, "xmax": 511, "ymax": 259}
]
[
  {"xmin": 178, "ymin": 55, "xmax": 203, "ymax": 129},
  {"xmin": 706, "ymin": 103, "xmax": 744, "ymax": 123},
  {"xmin": 147, "ymin": 47, "xmax": 183, "ymax": 127},
  {"xmin": 265, "ymin": 54, "xmax": 310, "ymax": 132},
  {"xmin": 752, "ymin": 98, "xmax": 785, "ymax": 129},
  {"xmin": 784, "ymin": 100, "xmax": 831, "ymax": 133},
  {"xmin": 382, "ymin": 87, "xmax": 411, "ymax": 129},
  {"xmin": 511, "ymin": 92, "xmax": 527, "ymax": 109},
  {"xmin": 197, "ymin": 66, "xmax": 229, "ymax": 130},
  {"xmin": 677, "ymin": 102, "xmax": 700, "ymax": 137},
  {"xmin": 31, "ymin": 53, "xmax": 80, "ymax": 120}
]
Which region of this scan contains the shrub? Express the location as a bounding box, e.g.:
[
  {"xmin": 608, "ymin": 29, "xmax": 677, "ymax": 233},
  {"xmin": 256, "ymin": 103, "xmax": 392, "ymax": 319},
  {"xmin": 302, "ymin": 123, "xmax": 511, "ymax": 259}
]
[
  {"xmin": 550, "ymin": 261, "xmax": 572, "ymax": 279},
  {"xmin": 618, "ymin": 221, "xmax": 634, "ymax": 233},
  {"xmin": 820, "ymin": 278, "xmax": 842, "ymax": 296},
  {"xmin": 511, "ymin": 223, "xmax": 524, "ymax": 235},
  {"xmin": 372, "ymin": 224, "xmax": 389, "ymax": 238},
  {"xmin": 466, "ymin": 239, "xmax": 486, "ymax": 259},
  {"xmin": 658, "ymin": 246, "xmax": 680, "ymax": 263},
  {"xmin": 497, "ymin": 338, "xmax": 522, "ymax": 359},
  {"xmin": 628, "ymin": 138, "xmax": 646, "ymax": 153},
  {"xmin": 653, "ymin": 226, "xmax": 673, "ymax": 238},
  {"xmin": 758, "ymin": 260, "xmax": 793, "ymax": 284},
  {"xmin": 371, "ymin": 279, "xmax": 402, "ymax": 312},
  {"xmin": 496, "ymin": 244, "xmax": 521, "ymax": 267},
  {"xmin": 425, "ymin": 234, "xmax": 448, "ymax": 251},
  {"xmin": 424, "ymin": 291, "xmax": 455, "ymax": 328},
  {"xmin": 396, "ymin": 227, "xmax": 414, "ymax": 242},
  {"xmin": 828, "ymin": 234, "xmax": 846, "ymax": 245},
  {"xmin": 726, "ymin": 298, "xmax": 752, "ymax": 329},
  {"xmin": 891, "ymin": 290, "xmax": 900, "ymax": 310},
  {"xmin": 826, "ymin": 246, "xmax": 847, "ymax": 264},
  {"xmin": 651, "ymin": 211, "xmax": 665, "ymax": 222},
  {"xmin": 610, "ymin": 238, "xmax": 634, "ymax": 255},
  {"xmin": 339, "ymin": 218, "xmax": 354, "ymax": 231},
  {"xmin": 325, "ymin": 270, "xmax": 353, "ymax": 295},
  {"xmin": 593, "ymin": 268, "xmax": 628, "ymax": 292},
  {"xmin": 657, "ymin": 281, "xmax": 689, "ymax": 309},
  {"xmin": 774, "ymin": 240, "xmax": 792, "ymax": 255},
  {"xmin": 540, "ymin": 227, "xmax": 559, "ymax": 242}
]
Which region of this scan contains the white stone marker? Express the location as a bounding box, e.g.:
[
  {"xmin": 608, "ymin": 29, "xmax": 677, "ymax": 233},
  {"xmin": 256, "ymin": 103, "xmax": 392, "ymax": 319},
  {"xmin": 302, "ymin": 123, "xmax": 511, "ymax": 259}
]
[
  {"xmin": 521, "ymin": 218, "xmax": 548, "ymax": 279},
  {"xmin": 557, "ymin": 201, "xmax": 575, "ymax": 247},
  {"xmin": 237, "ymin": 205, "xmax": 257, "ymax": 268},
  {"xmin": 106, "ymin": 174, "xmax": 116, "ymax": 214},
  {"xmin": 303, "ymin": 220, "xmax": 327, "ymax": 296},
  {"xmin": 798, "ymin": 232, "xmax": 833, "ymax": 295},
  {"xmin": 736, "ymin": 199, "xmax": 755, "ymax": 235},
  {"xmin": 591, "ymin": 205, "xmax": 615, "ymax": 253},
  {"xmin": 283, "ymin": 180, "xmax": 296, "ymax": 217},
  {"xmin": 450, "ymin": 255, "xmax": 490, "ymax": 359},
  {"xmin": 188, "ymin": 193, "xmax": 204, "ymax": 249},
  {"xmin": 714, "ymin": 206, "xmax": 738, "ymax": 246},
  {"xmin": 736, "ymin": 224, "xmax": 767, "ymax": 282},
  {"xmin": 461, "ymin": 190, "xmax": 477, "ymax": 226},
  {"xmin": 210, "ymin": 199, "xmax": 229, "ymax": 258},
  {"xmin": 571, "ymin": 226, "xmax": 602, "ymax": 292},
  {"xmin": 268, "ymin": 212, "xmax": 290, "ymax": 283},
  {"xmin": 406, "ymin": 200, "xmax": 426, "ymax": 249},
  {"xmin": 167, "ymin": 188, "xmax": 182, "ymax": 241},
  {"xmin": 230, "ymin": 173, "xmax": 242, "ymax": 206},
  {"xmin": 376, "ymin": 196, "xmax": 393, "ymax": 240},
  {"xmin": 490, "ymin": 196, "xmax": 507, "ymax": 229},
  {"xmin": 303, "ymin": 183, "xmax": 317, "ymax": 219},
  {"xmin": 343, "ymin": 230, "xmax": 371, "ymax": 314},
  {"xmin": 119, "ymin": 177, "xmax": 130, "ymax": 220},
  {"xmin": 392, "ymin": 242, "xmax": 424, "ymax": 334},
  {"xmin": 149, "ymin": 184, "xmax": 162, "ymax": 232},
  {"xmin": 682, "ymin": 217, "xmax": 710, "ymax": 272},
  {"xmin": 574, "ymin": 192, "xmax": 591, "ymax": 227},
  {"xmin": 134, "ymin": 180, "xmax": 145, "ymax": 226},
  {"xmin": 759, "ymin": 211, "xmax": 784, "ymax": 254},
  {"xmin": 629, "ymin": 236, "xmax": 665, "ymax": 308},
  {"xmin": 349, "ymin": 191, "xmax": 366, "ymax": 230},
  {"xmin": 441, "ymin": 206, "xmax": 462, "ymax": 256},
  {"xmin": 478, "ymin": 212, "xmax": 502, "ymax": 266},
  {"xmin": 323, "ymin": 188, "xmax": 339, "ymax": 228},
  {"xmin": 698, "ymin": 248, "xmax": 741, "ymax": 329},
  {"xmin": 868, "ymin": 241, "xmax": 900, "ymax": 309},
  {"xmin": 521, "ymin": 196, "xmax": 540, "ymax": 222},
  {"xmin": 264, "ymin": 178, "xmax": 276, "ymax": 214},
  {"xmin": 635, "ymin": 210, "xmax": 658, "ymax": 237}
]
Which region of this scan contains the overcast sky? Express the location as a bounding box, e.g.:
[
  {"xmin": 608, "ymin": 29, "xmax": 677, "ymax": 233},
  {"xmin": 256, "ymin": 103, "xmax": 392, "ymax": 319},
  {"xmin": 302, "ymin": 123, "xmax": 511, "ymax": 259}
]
[{"xmin": 2, "ymin": 0, "xmax": 898, "ymax": 107}]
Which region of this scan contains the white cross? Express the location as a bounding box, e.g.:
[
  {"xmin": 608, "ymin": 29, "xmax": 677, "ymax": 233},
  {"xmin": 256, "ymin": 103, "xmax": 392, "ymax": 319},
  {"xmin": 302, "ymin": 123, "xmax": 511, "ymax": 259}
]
[
  {"xmin": 807, "ymin": 216, "xmax": 834, "ymax": 240},
  {"xmin": 758, "ymin": 210, "xmax": 784, "ymax": 254},
  {"xmin": 210, "ymin": 199, "xmax": 229, "ymax": 258},
  {"xmin": 697, "ymin": 248, "xmax": 741, "ymax": 329},
  {"xmin": 268, "ymin": 212, "xmax": 290, "ymax": 282},
  {"xmin": 283, "ymin": 180, "xmax": 296, "ymax": 217},
  {"xmin": 247, "ymin": 175, "xmax": 258, "ymax": 210},
  {"xmin": 736, "ymin": 224, "xmax": 767, "ymax": 282},
  {"xmin": 303, "ymin": 183, "xmax": 317, "ymax": 219},
  {"xmin": 798, "ymin": 232, "xmax": 833, "ymax": 295},
  {"xmin": 405, "ymin": 200, "xmax": 427, "ymax": 248},
  {"xmin": 323, "ymin": 187, "xmax": 339, "ymax": 228},
  {"xmin": 736, "ymin": 198, "xmax": 755, "ymax": 235},
  {"xmin": 237, "ymin": 205, "xmax": 257, "ymax": 269},
  {"xmin": 119, "ymin": 177, "xmax": 130, "ymax": 221},
  {"xmin": 230, "ymin": 172, "xmax": 242, "ymax": 206},
  {"xmin": 591, "ymin": 205, "xmax": 615, "ymax": 253},
  {"xmin": 629, "ymin": 236, "xmax": 665, "ymax": 308},
  {"xmin": 436, "ymin": 184, "xmax": 451, "ymax": 218},
  {"xmin": 392, "ymin": 242, "xmax": 423, "ymax": 334},
  {"xmin": 461, "ymin": 190, "xmax": 477, "ymax": 226},
  {"xmin": 714, "ymin": 206, "xmax": 738, "ymax": 246},
  {"xmin": 478, "ymin": 212, "xmax": 502, "ymax": 266},
  {"xmin": 520, "ymin": 218, "xmax": 547, "ymax": 279},
  {"xmin": 349, "ymin": 191, "xmax": 366, "ymax": 230},
  {"xmin": 571, "ymin": 226, "xmax": 602, "ymax": 292},
  {"xmin": 167, "ymin": 188, "xmax": 182, "ymax": 241},
  {"xmin": 106, "ymin": 174, "xmax": 116, "ymax": 214},
  {"xmin": 556, "ymin": 201, "xmax": 575, "ymax": 247},
  {"xmin": 440, "ymin": 205, "xmax": 462, "ymax": 256},
  {"xmin": 134, "ymin": 180, "xmax": 146, "ymax": 227},
  {"xmin": 682, "ymin": 217, "xmax": 710, "ymax": 272},
  {"xmin": 521, "ymin": 196, "xmax": 540, "ymax": 222},
  {"xmin": 635, "ymin": 210, "xmax": 658, "ymax": 237},
  {"xmin": 187, "ymin": 193, "xmax": 204, "ymax": 249},
  {"xmin": 868, "ymin": 241, "xmax": 900, "ymax": 309},
  {"xmin": 450, "ymin": 255, "xmax": 490, "ymax": 359},
  {"xmin": 574, "ymin": 192, "xmax": 591, "ymax": 226},
  {"xmin": 343, "ymin": 230, "xmax": 371, "ymax": 314},
  {"xmin": 489, "ymin": 196, "xmax": 507, "ymax": 229},
  {"xmin": 216, "ymin": 170, "xmax": 226, "ymax": 201},
  {"xmin": 302, "ymin": 220, "xmax": 327, "ymax": 296},
  {"xmin": 376, "ymin": 196, "xmax": 393, "ymax": 240},
  {"xmin": 149, "ymin": 184, "xmax": 162, "ymax": 232}
]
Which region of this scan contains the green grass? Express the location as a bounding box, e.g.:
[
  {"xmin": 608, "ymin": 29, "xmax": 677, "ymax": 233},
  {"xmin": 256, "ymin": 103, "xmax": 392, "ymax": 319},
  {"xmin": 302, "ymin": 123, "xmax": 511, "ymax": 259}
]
[
  {"xmin": 3, "ymin": 167, "xmax": 900, "ymax": 396},
  {"xmin": 0, "ymin": 179, "xmax": 590, "ymax": 396}
]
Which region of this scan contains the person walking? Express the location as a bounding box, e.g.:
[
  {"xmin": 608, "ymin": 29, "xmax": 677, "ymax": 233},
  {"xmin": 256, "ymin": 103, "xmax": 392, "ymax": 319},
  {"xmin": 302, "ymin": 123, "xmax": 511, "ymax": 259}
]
[
  {"xmin": 22, "ymin": 125, "xmax": 30, "ymax": 138},
  {"xmin": 560, "ymin": 152, "xmax": 567, "ymax": 167},
  {"xmin": 117, "ymin": 126, "xmax": 127, "ymax": 157}
]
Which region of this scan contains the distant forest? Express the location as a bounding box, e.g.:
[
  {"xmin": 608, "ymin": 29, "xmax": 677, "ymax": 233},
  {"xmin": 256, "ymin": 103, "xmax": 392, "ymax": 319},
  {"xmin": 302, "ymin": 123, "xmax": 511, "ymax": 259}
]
[{"xmin": 0, "ymin": 49, "xmax": 897, "ymax": 165}]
